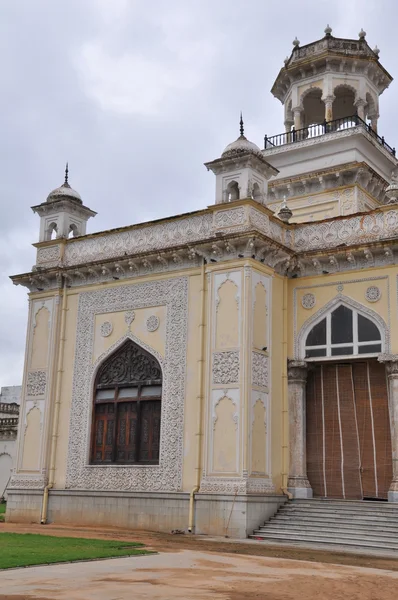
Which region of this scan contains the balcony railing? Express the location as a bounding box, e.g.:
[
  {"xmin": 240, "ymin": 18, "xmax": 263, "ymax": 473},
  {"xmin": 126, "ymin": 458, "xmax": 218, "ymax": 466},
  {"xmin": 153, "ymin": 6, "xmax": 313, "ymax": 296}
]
[{"xmin": 264, "ymin": 115, "xmax": 396, "ymax": 156}]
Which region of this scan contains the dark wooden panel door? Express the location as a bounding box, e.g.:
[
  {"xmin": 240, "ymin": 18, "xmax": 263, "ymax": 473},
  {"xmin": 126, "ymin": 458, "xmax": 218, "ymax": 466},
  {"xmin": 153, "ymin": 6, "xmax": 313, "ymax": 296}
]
[
  {"xmin": 139, "ymin": 400, "xmax": 161, "ymax": 462},
  {"xmin": 92, "ymin": 403, "xmax": 115, "ymax": 463},
  {"xmin": 116, "ymin": 402, "xmax": 137, "ymax": 463},
  {"xmin": 306, "ymin": 361, "xmax": 392, "ymax": 499}
]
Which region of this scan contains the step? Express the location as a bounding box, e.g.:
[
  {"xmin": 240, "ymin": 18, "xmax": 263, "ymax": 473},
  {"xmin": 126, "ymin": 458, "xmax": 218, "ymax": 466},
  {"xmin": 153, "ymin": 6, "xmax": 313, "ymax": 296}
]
[
  {"xmin": 288, "ymin": 501, "xmax": 398, "ymax": 511},
  {"xmin": 279, "ymin": 507, "xmax": 398, "ymax": 518},
  {"xmin": 257, "ymin": 524, "xmax": 398, "ymax": 540},
  {"xmin": 275, "ymin": 510, "xmax": 398, "ymax": 521},
  {"xmin": 249, "ymin": 532, "xmax": 398, "ymax": 551},
  {"xmin": 270, "ymin": 515, "xmax": 398, "ymax": 529},
  {"xmin": 286, "ymin": 500, "xmax": 398, "ymax": 509}
]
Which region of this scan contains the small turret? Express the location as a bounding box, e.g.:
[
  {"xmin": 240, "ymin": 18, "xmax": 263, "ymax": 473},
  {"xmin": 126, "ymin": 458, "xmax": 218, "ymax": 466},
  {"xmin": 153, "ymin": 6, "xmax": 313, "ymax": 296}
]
[{"xmin": 32, "ymin": 164, "xmax": 96, "ymax": 242}]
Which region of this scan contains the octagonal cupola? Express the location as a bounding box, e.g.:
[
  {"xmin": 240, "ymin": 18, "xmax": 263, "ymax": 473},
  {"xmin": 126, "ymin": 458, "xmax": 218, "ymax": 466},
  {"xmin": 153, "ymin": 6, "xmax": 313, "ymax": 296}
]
[
  {"xmin": 272, "ymin": 26, "xmax": 392, "ymax": 134},
  {"xmin": 32, "ymin": 164, "xmax": 96, "ymax": 241},
  {"xmin": 205, "ymin": 115, "xmax": 278, "ymax": 205}
]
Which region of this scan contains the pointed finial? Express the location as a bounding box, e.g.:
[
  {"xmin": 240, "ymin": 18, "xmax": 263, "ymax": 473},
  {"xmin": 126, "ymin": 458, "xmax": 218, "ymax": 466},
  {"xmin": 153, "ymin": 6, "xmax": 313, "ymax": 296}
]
[
  {"xmin": 373, "ymin": 45, "xmax": 380, "ymax": 57},
  {"xmin": 64, "ymin": 162, "xmax": 69, "ymax": 186},
  {"xmin": 240, "ymin": 112, "xmax": 244, "ymax": 136},
  {"xmin": 358, "ymin": 28, "xmax": 366, "ymax": 40},
  {"xmin": 292, "ymin": 36, "xmax": 300, "ymax": 47},
  {"xmin": 324, "ymin": 24, "xmax": 332, "ymax": 36}
]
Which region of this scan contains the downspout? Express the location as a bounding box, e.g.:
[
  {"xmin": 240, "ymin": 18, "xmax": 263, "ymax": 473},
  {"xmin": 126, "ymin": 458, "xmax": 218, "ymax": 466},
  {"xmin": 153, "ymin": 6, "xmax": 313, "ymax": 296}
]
[
  {"xmin": 280, "ymin": 276, "xmax": 293, "ymax": 500},
  {"xmin": 188, "ymin": 258, "xmax": 206, "ymax": 532},
  {"xmin": 41, "ymin": 277, "xmax": 68, "ymax": 524}
]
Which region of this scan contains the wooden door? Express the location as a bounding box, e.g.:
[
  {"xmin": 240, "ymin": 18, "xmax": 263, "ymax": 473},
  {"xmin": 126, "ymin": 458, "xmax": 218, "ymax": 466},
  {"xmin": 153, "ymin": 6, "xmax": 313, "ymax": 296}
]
[{"xmin": 306, "ymin": 361, "xmax": 392, "ymax": 499}]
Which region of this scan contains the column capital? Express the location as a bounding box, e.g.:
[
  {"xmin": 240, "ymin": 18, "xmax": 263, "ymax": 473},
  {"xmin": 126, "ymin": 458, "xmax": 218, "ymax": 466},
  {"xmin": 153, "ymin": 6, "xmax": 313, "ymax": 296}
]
[
  {"xmin": 292, "ymin": 106, "xmax": 303, "ymax": 114},
  {"xmin": 354, "ymin": 97, "xmax": 367, "ymax": 107},
  {"xmin": 378, "ymin": 354, "xmax": 398, "ymax": 377},
  {"xmin": 287, "ymin": 359, "xmax": 309, "ymax": 383},
  {"xmin": 322, "ymin": 94, "xmax": 335, "ymax": 104}
]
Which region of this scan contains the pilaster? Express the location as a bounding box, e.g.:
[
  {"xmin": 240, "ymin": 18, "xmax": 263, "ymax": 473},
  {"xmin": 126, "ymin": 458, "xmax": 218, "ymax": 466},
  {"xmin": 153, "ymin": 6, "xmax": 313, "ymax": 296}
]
[
  {"xmin": 287, "ymin": 359, "xmax": 312, "ymax": 498},
  {"xmin": 378, "ymin": 354, "xmax": 398, "ymax": 502}
]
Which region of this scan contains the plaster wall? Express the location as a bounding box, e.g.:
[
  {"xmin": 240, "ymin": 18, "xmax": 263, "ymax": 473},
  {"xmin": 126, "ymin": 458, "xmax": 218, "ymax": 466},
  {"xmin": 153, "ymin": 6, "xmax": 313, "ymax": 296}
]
[
  {"xmin": 268, "ymin": 186, "xmax": 380, "ymax": 223},
  {"xmin": 264, "ymin": 132, "xmax": 396, "ymax": 182},
  {"xmin": 0, "ymin": 442, "xmax": 14, "ymax": 497}
]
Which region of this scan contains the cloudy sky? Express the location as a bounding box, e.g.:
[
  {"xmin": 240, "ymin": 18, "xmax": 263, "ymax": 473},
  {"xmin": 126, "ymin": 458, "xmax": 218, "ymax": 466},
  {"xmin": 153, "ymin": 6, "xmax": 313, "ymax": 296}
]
[{"xmin": 0, "ymin": 0, "xmax": 397, "ymax": 388}]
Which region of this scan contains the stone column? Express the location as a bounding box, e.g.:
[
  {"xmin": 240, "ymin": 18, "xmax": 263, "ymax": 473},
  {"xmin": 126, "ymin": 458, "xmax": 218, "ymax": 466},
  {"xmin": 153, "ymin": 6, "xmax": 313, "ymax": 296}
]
[
  {"xmin": 323, "ymin": 95, "xmax": 335, "ymax": 123},
  {"xmin": 284, "ymin": 120, "xmax": 293, "ymax": 133},
  {"xmin": 354, "ymin": 98, "xmax": 366, "ymax": 121},
  {"xmin": 378, "ymin": 354, "xmax": 398, "ymax": 502},
  {"xmin": 293, "ymin": 108, "xmax": 302, "ymax": 131},
  {"xmin": 287, "ymin": 359, "xmax": 313, "ymax": 498},
  {"xmin": 369, "ymin": 114, "xmax": 379, "ymax": 134}
]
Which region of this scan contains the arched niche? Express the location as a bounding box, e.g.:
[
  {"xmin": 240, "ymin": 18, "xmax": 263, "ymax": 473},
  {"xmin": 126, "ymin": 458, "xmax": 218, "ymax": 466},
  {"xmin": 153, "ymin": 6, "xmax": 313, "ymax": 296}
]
[
  {"xmin": 333, "ymin": 84, "xmax": 357, "ymax": 122},
  {"xmin": 91, "ymin": 338, "xmax": 162, "ymax": 465},
  {"xmin": 300, "ymin": 87, "xmax": 324, "ymax": 127}
]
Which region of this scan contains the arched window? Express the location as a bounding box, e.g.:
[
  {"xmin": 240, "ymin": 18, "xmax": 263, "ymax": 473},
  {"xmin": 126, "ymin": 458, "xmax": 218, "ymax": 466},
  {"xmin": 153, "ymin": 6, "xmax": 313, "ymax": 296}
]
[
  {"xmin": 46, "ymin": 222, "xmax": 58, "ymax": 241},
  {"xmin": 68, "ymin": 223, "xmax": 79, "ymax": 238},
  {"xmin": 226, "ymin": 180, "xmax": 240, "ymax": 202},
  {"xmin": 91, "ymin": 339, "xmax": 162, "ymax": 465},
  {"xmin": 305, "ymin": 305, "xmax": 382, "ymax": 359}
]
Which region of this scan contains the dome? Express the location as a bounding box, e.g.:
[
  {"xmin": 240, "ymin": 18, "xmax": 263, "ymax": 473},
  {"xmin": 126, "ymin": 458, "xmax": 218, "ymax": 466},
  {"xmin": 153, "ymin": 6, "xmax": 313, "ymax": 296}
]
[
  {"xmin": 221, "ymin": 134, "xmax": 263, "ymax": 159},
  {"xmin": 46, "ymin": 164, "xmax": 82, "ymax": 204},
  {"xmin": 46, "ymin": 182, "xmax": 82, "ymax": 203}
]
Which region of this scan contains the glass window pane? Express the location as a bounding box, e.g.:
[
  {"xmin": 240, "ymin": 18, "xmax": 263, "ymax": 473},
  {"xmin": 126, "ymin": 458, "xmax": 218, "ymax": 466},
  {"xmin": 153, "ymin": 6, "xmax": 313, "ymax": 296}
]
[
  {"xmin": 96, "ymin": 389, "xmax": 115, "ymax": 401},
  {"xmin": 305, "ymin": 348, "xmax": 327, "ymax": 358},
  {"xmin": 141, "ymin": 385, "xmax": 162, "ymax": 397},
  {"xmin": 331, "ymin": 346, "xmax": 353, "ymax": 356},
  {"xmin": 118, "ymin": 387, "xmax": 139, "ymax": 398},
  {"xmin": 331, "ymin": 306, "xmax": 353, "ymax": 344},
  {"xmin": 358, "ymin": 344, "xmax": 382, "ymax": 354},
  {"xmin": 306, "ymin": 319, "xmax": 326, "ymax": 347},
  {"xmin": 358, "ymin": 314, "xmax": 381, "ymax": 342}
]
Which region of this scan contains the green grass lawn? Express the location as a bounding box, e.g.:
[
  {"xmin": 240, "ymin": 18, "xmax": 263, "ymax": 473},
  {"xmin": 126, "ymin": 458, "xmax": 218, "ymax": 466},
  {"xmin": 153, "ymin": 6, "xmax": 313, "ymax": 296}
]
[{"xmin": 0, "ymin": 532, "xmax": 152, "ymax": 569}]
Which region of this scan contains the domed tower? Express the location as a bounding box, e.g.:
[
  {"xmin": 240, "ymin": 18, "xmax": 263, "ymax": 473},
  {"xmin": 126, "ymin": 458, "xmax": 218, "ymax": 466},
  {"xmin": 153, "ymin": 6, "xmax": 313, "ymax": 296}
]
[
  {"xmin": 32, "ymin": 164, "xmax": 96, "ymax": 241},
  {"xmin": 205, "ymin": 115, "xmax": 278, "ymax": 205},
  {"xmin": 263, "ymin": 27, "xmax": 398, "ymax": 222}
]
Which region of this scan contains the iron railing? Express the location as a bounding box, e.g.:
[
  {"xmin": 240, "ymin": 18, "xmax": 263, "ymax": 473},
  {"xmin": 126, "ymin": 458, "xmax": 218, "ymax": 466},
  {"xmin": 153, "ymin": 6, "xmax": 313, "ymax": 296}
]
[{"xmin": 264, "ymin": 115, "xmax": 396, "ymax": 156}]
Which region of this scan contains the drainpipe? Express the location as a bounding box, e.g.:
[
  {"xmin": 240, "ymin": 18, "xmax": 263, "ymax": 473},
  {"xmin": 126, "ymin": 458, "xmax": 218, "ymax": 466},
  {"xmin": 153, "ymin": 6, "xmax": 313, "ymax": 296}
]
[
  {"xmin": 41, "ymin": 278, "xmax": 68, "ymax": 524},
  {"xmin": 188, "ymin": 258, "xmax": 206, "ymax": 533},
  {"xmin": 280, "ymin": 276, "xmax": 292, "ymax": 500}
]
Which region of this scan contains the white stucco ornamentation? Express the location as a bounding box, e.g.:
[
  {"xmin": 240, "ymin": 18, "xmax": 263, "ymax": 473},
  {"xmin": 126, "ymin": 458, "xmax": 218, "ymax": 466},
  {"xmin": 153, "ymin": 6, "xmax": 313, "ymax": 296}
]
[
  {"xmin": 200, "ymin": 475, "xmax": 274, "ymax": 494},
  {"xmin": 26, "ymin": 371, "xmax": 47, "ymax": 397},
  {"xmin": 146, "ymin": 315, "xmax": 160, "ymax": 332},
  {"xmin": 214, "ymin": 207, "xmax": 246, "ymax": 229},
  {"xmin": 124, "ymin": 311, "xmax": 135, "ymax": 326},
  {"xmin": 36, "ymin": 245, "xmax": 60, "ymax": 266},
  {"xmin": 365, "ymin": 286, "xmax": 381, "ymax": 302},
  {"xmin": 100, "ymin": 321, "xmax": 113, "ymax": 337},
  {"xmin": 301, "ymin": 293, "xmax": 316, "ymax": 309},
  {"xmin": 252, "ymin": 352, "xmax": 268, "ymax": 388},
  {"xmin": 212, "ymin": 351, "xmax": 240, "ymax": 384},
  {"xmin": 66, "ymin": 277, "xmax": 188, "ymax": 492},
  {"xmin": 64, "ymin": 214, "xmax": 213, "ymax": 267}
]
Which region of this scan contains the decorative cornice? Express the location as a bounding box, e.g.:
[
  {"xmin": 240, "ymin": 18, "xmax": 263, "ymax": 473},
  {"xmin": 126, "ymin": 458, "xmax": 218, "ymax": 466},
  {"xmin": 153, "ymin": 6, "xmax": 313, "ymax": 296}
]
[{"xmin": 11, "ymin": 199, "xmax": 398, "ymax": 290}]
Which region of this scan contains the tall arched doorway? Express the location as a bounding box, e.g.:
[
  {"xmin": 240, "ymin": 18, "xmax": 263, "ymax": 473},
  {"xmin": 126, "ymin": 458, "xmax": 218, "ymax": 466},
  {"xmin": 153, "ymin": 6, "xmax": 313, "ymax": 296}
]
[{"xmin": 303, "ymin": 303, "xmax": 392, "ymax": 500}]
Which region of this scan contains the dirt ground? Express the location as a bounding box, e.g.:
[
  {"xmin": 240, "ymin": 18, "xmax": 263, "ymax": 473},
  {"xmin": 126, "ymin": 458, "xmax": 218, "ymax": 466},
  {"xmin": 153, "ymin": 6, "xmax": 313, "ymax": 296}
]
[{"xmin": 1, "ymin": 523, "xmax": 398, "ymax": 599}]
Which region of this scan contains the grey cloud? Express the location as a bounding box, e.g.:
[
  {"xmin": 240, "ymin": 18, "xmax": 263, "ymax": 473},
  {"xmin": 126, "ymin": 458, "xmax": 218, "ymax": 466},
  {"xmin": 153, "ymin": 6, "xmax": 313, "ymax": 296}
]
[{"xmin": 1, "ymin": 0, "xmax": 397, "ymax": 385}]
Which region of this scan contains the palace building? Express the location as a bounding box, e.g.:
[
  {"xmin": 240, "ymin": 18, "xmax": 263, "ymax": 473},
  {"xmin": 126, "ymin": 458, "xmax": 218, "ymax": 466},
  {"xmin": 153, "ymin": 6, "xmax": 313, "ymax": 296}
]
[{"xmin": 6, "ymin": 27, "xmax": 398, "ymax": 540}]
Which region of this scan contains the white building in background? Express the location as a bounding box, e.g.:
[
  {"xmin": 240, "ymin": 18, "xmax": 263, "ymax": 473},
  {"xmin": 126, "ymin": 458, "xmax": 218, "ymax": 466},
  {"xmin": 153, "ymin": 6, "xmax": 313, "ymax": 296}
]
[{"xmin": 0, "ymin": 386, "xmax": 21, "ymax": 498}]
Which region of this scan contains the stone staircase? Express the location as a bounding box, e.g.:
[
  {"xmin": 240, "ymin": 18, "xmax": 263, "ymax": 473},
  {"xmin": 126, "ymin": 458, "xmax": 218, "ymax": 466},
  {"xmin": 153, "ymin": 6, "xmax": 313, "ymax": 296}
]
[{"xmin": 250, "ymin": 499, "xmax": 398, "ymax": 551}]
